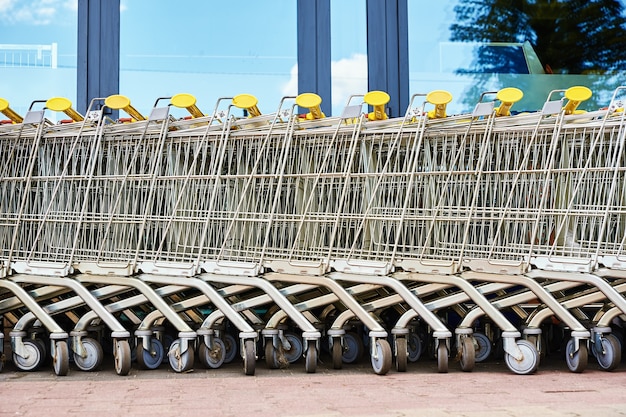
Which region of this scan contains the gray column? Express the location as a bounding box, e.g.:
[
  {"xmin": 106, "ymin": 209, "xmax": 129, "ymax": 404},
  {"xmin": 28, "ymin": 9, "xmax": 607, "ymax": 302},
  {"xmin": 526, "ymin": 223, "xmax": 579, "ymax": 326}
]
[
  {"xmin": 366, "ymin": 0, "xmax": 409, "ymax": 118},
  {"xmin": 297, "ymin": 0, "xmax": 331, "ymax": 116},
  {"xmin": 77, "ymin": 0, "xmax": 120, "ymax": 114}
]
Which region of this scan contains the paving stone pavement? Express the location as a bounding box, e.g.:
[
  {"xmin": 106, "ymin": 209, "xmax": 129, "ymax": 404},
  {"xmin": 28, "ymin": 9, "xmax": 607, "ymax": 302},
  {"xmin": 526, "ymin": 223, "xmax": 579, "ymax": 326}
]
[{"xmin": 1, "ymin": 351, "xmax": 626, "ymax": 417}]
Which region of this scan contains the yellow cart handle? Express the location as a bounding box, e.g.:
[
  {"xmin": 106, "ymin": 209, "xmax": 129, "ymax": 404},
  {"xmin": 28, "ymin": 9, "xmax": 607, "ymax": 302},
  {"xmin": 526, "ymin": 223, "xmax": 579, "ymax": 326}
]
[
  {"xmin": 364, "ymin": 91, "xmax": 390, "ymax": 121},
  {"xmin": 296, "ymin": 93, "xmax": 325, "ymax": 120},
  {"xmin": 233, "ymin": 94, "xmax": 261, "ymax": 117},
  {"xmin": 104, "ymin": 94, "xmax": 146, "ymax": 121},
  {"xmin": 426, "ymin": 90, "xmax": 453, "ymax": 119},
  {"xmin": 46, "ymin": 97, "xmax": 84, "ymax": 122},
  {"xmin": 0, "ymin": 98, "xmax": 24, "ymax": 123},
  {"xmin": 171, "ymin": 93, "xmax": 204, "ymax": 118},
  {"xmin": 495, "ymin": 87, "xmax": 524, "ymax": 117},
  {"xmin": 563, "ymin": 86, "xmax": 592, "ymax": 115}
]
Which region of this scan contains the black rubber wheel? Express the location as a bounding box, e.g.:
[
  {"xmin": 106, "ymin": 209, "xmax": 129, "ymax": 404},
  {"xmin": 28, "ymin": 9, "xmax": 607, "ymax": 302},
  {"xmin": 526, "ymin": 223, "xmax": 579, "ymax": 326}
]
[
  {"xmin": 331, "ymin": 338, "xmax": 343, "ymax": 369},
  {"xmin": 395, "ymin": 337, "xmax": 407, "ymax": 372},
  {"xmin": 243, "ymin": 339, "xmax": 256, "ymax": 376}
]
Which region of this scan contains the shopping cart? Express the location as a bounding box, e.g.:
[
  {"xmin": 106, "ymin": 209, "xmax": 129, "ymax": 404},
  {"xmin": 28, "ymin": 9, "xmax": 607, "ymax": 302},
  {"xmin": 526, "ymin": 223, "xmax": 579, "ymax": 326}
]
[
  {"xmin": 314, "ymin": 89, "xmax": 544, "ymax": 374},
  {"xmin": 232, "ymin": 91, "xmax": 456, "ymax": 373},
  {"xmin": 108, "ymin": 94, "xmax": 327, "ymax": 373},
  {"xmin": 519, "ymin": 86, "xmax": 626, "ymax": 371},
  {"xmin": 2, "ymin": 83, "xmax": 625, "ymax": 380},
  {"xmin": 451, "ymin": 86, "xmax": 626, "ymax": 372},
  {"xmin": 0, "ymin": 98, "xmax": 110, "ymax": 375}
]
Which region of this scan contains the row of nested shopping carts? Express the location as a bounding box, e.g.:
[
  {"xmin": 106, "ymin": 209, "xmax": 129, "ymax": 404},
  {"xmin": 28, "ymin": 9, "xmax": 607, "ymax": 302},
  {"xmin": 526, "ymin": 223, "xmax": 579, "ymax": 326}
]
[{"xmin": 0, "ymin": 84, "xmax": 625, "ymax": 378}]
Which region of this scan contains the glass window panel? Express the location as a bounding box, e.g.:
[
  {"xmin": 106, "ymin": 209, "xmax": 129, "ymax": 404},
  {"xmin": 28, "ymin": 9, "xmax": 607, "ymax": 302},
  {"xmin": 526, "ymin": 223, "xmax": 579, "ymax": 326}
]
[
  {"xmin": 0, "ymin": 0, "xmax": 77, "ymax": 119},
  {"xmin": 330, "ymin": 0, "xmax": 367, "ymax": 115},
  {"xmin": 120, "ymin": 0, "xmax": 297, "ymax": 116},
  {"xmin": 409, "ymin": 0, "xmax": 626, "ymax": 114}
]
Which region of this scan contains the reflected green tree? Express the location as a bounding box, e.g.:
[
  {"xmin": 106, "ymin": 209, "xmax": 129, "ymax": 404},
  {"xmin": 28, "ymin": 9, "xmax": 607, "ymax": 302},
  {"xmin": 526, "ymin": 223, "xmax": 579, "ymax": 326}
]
[{"xmin": 450, "ymin": 0, "xmax": 626, "ymax": 110}]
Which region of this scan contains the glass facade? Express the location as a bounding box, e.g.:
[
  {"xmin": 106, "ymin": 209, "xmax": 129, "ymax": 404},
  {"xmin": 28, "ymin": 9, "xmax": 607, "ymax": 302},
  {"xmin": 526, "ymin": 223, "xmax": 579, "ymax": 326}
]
[{"xmin": 0, "ymin": 0, "xmax": 624, "ymax": 118}]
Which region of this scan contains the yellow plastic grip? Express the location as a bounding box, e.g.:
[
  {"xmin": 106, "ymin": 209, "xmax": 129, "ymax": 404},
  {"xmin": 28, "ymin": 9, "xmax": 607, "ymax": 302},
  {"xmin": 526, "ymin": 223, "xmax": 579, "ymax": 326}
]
[
  {"xmin": 46, "ymin": 97, "xmax": 84, "ymax": 122},
  {"xmin": 233, "ymin": 94, "xmax": 261, "ymax": 117},
  {"xmin": 495, "ymin": 87, "xmax": 524, "ymax": 117},
  {"xmin": 0, "ymin": 98, "xmax": 24, "ymax": 123},
  {"xmin": 296, "ymin": 93, "xmax": 325, "ymax": 120},
  {"xmin": 426, "ymin": 90, "xmax": 453, "ymax": 119},
  {"xmin": 563, "ymin": 86, "xmax": 592, "ymax": 115},
  {"xmin": 104, "ymin": 94, "xmax": 146, "ymax": 121},
  {"xmin": 364, "ymin": 91, "xmax": 390, "ymax": 121},
  {"xmin": 171, "ymin": 93, "xmax": 204, "ymax": 118}
]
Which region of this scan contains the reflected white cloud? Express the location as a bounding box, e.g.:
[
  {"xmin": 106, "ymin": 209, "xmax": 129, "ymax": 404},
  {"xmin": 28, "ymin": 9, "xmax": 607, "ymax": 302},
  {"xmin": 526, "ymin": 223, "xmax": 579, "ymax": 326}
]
[
  {"xmin": 282, "ymin": 53, "xmax": 368, "ymax": 113},
  {"xmin": 0, "ymin": 0, "xmax": 77, "ymax": 25},
  {"xmin": 0, "ymin": 0, "xmax": 14, "ymax": 12},
  {"xmin": 330, "ymin": 53, "xmax": 368, "ymax": 107}
]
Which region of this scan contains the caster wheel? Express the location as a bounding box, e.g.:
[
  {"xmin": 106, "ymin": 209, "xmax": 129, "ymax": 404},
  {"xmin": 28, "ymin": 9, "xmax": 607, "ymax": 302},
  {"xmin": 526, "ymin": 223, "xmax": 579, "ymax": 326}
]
[
  {"xmin": 395, "ymin": 337, "xmax": 407, "ymax": 372},
  {"xmin": 199, "ymin": 338, "xmax": 226, "ymax": 369},
  {"xmin": 13, "ymin": 340, "xmax": 43, "ymax": 372},
  {"xmin": 596, "ymin": 334, "xmax": 621, "ymax": 371},
  {"xmin": 458, "ymin": 336, "xmax": 475, "ymax": 372},
  {"xmin": 114, "ymin": 339, "xmax": 132, "ymax": 376},
  {"xmin": 565, "ymin": 338, "xmax": 587, "ymax": 374},
  {"xmin": 473, "ymin": 332, "xmax": 492, "ymax": 362},
  {"xmin": 304, "ymin": 341, "xmax": 317, "ymax": 374},
  {"xmin": 168, "ymin": 339, "xmax": 194, "ymax": 373},
  {"xmin": 243, "ymin": 339, "xmax": 256, "ymax": 376},
  {"xmin": 331, "ymin": 338, "xmax": 343, "ymax": 369},
  {"xmin": 437, "ymin": 341, "xmax": 448, "ymax": 373},
  {"xmin": 342, "ymin": 332, "xmax": 364, "ymax": 364},
  {"xmin": 371, "ymin": 339, "xmax": 392, "ymax": 375},
  {"xmin": 53, "ymin": 340, "xmax": 69, "ymax": 376},
  {"xmin": 73, "ymin": 338, "xmax": 104, "ymax": 372},
  {"xmin": 265, "ymin": 340, "xmax": 280, "ymax": 369},
  {"xmin": 223, "ymin": 333, "xmax": 238, "ymax": 364},
  {"xmin": 505, "ymin": 339, "xmax": 538, "ymax": 375},
  {"xmin": 407, "ymin": 332, "xmax": 423, "ymax": 363},
  {"xmin": 282, "ymin": 332, "xmax": 303, "ymax": 364},
  {"xmin": 136, "ymin": 338, "xmax": 164, "ymax": 370}
]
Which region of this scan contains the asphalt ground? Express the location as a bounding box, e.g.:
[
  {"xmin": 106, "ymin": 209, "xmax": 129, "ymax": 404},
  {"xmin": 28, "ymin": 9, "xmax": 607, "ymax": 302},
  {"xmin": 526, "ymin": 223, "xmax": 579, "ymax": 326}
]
[{"xmin": 1, "ymin": 342, "xmax": 625, "ymax": 417}]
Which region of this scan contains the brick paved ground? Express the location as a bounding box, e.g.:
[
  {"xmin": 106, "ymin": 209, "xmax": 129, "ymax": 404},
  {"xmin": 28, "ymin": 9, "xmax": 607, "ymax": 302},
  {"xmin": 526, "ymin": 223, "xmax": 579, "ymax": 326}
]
[{"xmin": 1, "ymin": 349, "xmax": 625, "ymax": 417}]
